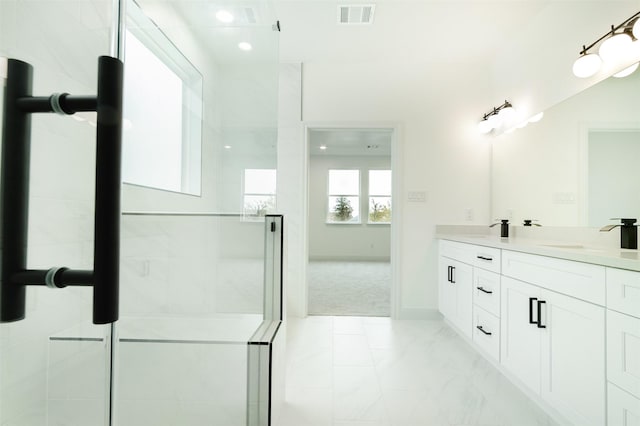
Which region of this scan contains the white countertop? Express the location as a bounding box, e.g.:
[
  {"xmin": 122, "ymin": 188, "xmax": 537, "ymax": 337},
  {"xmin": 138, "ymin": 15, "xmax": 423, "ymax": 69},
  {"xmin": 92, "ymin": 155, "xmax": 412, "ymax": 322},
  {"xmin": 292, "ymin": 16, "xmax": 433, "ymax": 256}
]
[{"xmin": 437, "ymin": 233, "xmax": 640, "ymax": 272}]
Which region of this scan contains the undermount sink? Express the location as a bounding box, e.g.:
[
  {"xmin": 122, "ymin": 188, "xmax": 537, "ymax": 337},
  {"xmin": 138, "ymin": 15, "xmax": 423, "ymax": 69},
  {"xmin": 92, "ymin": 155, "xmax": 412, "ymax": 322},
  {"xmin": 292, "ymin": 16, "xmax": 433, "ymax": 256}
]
[{"xmin": 539, "ymin": 243, "xmax": 605, "ymax": 253}]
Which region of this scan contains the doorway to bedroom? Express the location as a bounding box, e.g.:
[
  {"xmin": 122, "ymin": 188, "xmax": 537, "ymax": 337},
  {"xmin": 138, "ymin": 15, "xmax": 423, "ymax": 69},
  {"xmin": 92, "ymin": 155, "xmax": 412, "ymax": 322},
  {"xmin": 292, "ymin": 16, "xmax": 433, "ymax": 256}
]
[{"xmin": 307, "ymin": 128, "xmax": 393, "ymax": 317}]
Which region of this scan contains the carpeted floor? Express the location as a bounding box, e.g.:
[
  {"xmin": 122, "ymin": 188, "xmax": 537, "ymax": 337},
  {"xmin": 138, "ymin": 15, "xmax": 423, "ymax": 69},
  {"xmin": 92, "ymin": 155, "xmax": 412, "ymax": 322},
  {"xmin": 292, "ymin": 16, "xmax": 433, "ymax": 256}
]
[{"xmin": 308, "ymin": 260, "xmax": 391, "ymax": 316}]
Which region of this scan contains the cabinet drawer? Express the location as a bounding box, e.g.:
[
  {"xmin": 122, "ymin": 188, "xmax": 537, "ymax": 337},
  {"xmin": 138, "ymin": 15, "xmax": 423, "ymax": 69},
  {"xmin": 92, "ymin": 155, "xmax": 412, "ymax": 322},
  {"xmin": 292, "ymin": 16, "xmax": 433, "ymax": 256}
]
[
  {"xmin": 607, "ymin": 309, "xmax": 640, "ymax": 399},
  {"xmin": 472, "ymin": 306, "xmax": 500, "ymax": 362},
  {"xmin": 473, "ymin": 269, "xmax": 501, "ymax": 317},
  {"xmin": 471, "ymin": 246, "xmax": 501, "ymax": 274},
  {"xmin": 502, "ymin": 250, "xmax": 605, "ymax": 305},
  {"xmin": 608, "ymin": 383, "xmax": 640, "ymax": 426},
  {"xmin": 607, "ymin": 268, "xmax": 640, "ymax": 319},
  {"xmin": 439, "ymin": 240, "xmax": 501, "ymax": 273}
]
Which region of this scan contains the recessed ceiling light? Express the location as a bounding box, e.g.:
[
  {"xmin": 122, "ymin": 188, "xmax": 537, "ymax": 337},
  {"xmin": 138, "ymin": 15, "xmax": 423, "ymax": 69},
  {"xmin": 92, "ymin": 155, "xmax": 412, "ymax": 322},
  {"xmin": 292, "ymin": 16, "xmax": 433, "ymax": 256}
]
[
  {"xmin": 224, "ymin": 145, "xmax": 232, "ymax": 149},
  {"xmin": 319, "ymin": 145, "xmax": 327, "ymax": 150},
  {"xmin": 216, "ymin": 10, "xmax": 234, "ymax": 23},
  {"xmin": 238, "ymin": 42, "xmax": 252, "ymax": 51}
]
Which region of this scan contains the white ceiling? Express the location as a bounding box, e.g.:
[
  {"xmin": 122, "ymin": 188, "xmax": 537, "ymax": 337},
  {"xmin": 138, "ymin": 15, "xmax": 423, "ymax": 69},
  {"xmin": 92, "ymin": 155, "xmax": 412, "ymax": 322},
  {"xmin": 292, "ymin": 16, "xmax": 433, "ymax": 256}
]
[
  {"xmin": 273, "ymin": 1, "xmax": 640, "ymax": 130},
  {"xmin": 142, "ymin": 0, "xmax": 640, "ymax": 144},
  {"xmin": 275, "ymin": 0, "xmax": 549, "ymax": 66},
  {"xmin": 309, "ymin": 128, "xmax": 392, "ymax": 156}
]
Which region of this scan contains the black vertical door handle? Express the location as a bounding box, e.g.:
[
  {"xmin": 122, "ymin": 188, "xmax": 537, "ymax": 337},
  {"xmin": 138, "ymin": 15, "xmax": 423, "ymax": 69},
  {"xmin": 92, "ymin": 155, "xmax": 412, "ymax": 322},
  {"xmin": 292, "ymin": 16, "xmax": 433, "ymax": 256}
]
[
  {"xmin": 529, "ymin": 297, "xmax": 538, "ymax": 325},
  {"xmin": 0, "ymin": 56, "xmax": 123, "ymax": 325},
  {"xmin": 450, "ymin": 266, "xmax": 456, "ymax": 284},
  {"xmin": 537, "ymin": 300, "xmax": 547, "ymax": 328},
  {"xmin": 92, "ymin": 56, "xmax": 123, "ymax": 324}
]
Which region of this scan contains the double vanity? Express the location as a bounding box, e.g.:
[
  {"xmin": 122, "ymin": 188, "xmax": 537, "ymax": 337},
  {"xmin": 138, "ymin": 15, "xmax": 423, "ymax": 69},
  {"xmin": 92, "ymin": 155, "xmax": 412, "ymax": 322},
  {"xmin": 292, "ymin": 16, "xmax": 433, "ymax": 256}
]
[{"xmin": 438, "ymin": 233, "xmax": 640, "ymax": 426}]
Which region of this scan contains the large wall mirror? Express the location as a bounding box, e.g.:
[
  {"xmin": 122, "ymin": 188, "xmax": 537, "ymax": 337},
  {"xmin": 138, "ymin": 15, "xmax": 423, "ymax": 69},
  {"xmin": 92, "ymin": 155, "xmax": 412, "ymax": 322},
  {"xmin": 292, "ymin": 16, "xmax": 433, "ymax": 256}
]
[{"xmin": 491, "ymin": 68, "xmax": 640, "ymax": 227}]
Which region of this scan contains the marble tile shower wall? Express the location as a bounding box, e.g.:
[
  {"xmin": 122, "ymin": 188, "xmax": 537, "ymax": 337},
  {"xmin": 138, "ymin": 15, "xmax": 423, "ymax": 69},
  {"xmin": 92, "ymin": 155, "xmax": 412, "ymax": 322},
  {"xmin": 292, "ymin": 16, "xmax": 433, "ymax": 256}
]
[
  {"xmin": 0, "ymin": 1, "xmax": 114, "ymax": 424},
  {"xmin": 120, "ymin": 215, "xmax": 266, "ymax": 316}
]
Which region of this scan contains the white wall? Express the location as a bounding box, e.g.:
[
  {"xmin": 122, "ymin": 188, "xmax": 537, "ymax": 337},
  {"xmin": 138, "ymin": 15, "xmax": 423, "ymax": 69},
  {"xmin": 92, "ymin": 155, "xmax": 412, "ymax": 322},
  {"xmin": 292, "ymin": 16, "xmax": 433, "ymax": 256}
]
[
  {"xmin": 278, "ymin": 60, "xmax": 493, "ymax": 318},
  {"xmin": 309, "ymin": 155, "xmax": 391, "ymax": 260},
  {"xmin": 489, "ymin": 2, "xmax": 640, "ymax": 126}
]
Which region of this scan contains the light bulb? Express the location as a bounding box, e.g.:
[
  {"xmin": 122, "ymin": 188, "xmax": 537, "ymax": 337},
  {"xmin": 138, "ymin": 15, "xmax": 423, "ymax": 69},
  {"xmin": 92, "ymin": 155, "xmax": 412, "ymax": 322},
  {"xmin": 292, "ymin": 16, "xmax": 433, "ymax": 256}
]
[
  {"xmin": 477, "ymin": 119, "xmax": 492, "ymax": 134},
  {"xmin": 498, "ymin": 104, "xmax": 516, "ymax": 125},
  {"xmin": 572, "ymin": 53, "xmax": 602, "ymax": 78},
  {"xmin": 633, "ymin": 18, "xmax": 640, "ymax": 39},
  {"xmin": 528, "ymin": 112, "xmax": 544, "ymax": 123},
  {"xmin": 487, "ymin": 113, "xmax": 501, "ymax": 129},
  {"xmin": 599, "ymin": 32, "xmax": 633, "ymax": 62},
  {"xmin": 613, "ymin": 62, "xmax": 639, "ymax": 77},
  {"xmin": 216, "ymin": 10, "xmax": 234, "ymax": 23}
]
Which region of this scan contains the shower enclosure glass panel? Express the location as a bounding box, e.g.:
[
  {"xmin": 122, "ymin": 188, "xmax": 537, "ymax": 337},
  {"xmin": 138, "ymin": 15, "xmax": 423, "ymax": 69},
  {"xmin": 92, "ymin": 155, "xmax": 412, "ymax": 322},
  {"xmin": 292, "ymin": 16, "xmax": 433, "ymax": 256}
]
[
  {"xmin": 0, "ymin": 1, "xmax": 116, "ymax": 425},
  {"xmin": 116, "ymin": 1, "xmax": 281, "ymax": 425},
  {"xmin": 117, "ymin": 213, "xmax": 283, "ymax": 426}
]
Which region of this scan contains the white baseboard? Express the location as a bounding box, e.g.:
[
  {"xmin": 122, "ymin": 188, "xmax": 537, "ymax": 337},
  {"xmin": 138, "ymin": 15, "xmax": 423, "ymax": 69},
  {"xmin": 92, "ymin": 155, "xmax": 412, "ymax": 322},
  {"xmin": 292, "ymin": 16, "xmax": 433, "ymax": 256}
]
[
  {"xmin": 395, "ymin": 307, "xmax": 442, "ymax": 320},
  {"xmin": 309, "ymin": 256, "xmax": 391, "ymax": 262}
]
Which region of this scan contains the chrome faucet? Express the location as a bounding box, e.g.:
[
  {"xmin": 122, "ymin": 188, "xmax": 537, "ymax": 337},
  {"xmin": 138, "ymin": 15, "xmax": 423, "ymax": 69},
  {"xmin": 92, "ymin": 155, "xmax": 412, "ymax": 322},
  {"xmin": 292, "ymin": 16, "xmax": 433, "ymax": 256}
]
[
  {"xmin": 600, "ymin": 218, "xmax": 638, "ymax": 249},
  {"xmin": 490, "ymin": 219, "xmax": 509, "ymax": 238}
]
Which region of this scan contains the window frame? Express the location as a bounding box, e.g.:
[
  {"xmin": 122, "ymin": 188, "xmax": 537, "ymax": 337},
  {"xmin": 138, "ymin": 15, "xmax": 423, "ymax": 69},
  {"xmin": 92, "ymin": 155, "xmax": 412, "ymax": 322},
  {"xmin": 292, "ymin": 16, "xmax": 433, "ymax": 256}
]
[
  {"xmin": 242, "ymin": 168, "xmax": 277, "ymax": 220},
  {"xmin": 326, "ymin": 169, "xmax": 361, "ymax": 224},
  {"xmin": 367, "ymin": 169, "xmax": 392, "ymax": 224},
  {"xmin": 122, "ymin": 1, "xmax": 203, "ymax": 196}
]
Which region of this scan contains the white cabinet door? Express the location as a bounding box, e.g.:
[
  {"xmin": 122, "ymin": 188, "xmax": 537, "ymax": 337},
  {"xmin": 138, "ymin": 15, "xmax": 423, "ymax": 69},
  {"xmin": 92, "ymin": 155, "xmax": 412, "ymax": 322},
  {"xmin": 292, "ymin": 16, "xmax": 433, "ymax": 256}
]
[
  {"xmin": 439, "ymin": 256, "xmax": 456, "ymax": 319},
  {"xmin": 500, "ymin": 277, "xmax": 541, "ymax": 394},
  {"xmin": 608, "ymin": 383, "xmax": 640, "ymax": 426},
  {"xmin": 452, "ymin": 261, "xmax": 473, "ymax": 338},
  {"xmin": 608, "ymin": 309, "xmax": 640, "ymax": 399},
  {"xmin": 540, "ymin": 289, "xmax": 605, "ymax": 426},
  {"xmin": 439, "ymin": 256, "xmax": 473, "ymax": 338}
]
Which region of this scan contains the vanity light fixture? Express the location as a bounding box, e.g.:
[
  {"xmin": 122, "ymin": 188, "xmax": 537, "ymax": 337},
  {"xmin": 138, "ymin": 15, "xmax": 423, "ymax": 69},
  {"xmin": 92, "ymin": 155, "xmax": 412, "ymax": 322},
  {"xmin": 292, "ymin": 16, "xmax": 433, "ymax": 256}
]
[
  {"xmin": 573, "ymin": 11, "xmax": 640, "ymax": 78},
  {"xmin": 477, "ymin": 100, "xmax": 516, "ymax": 134}
]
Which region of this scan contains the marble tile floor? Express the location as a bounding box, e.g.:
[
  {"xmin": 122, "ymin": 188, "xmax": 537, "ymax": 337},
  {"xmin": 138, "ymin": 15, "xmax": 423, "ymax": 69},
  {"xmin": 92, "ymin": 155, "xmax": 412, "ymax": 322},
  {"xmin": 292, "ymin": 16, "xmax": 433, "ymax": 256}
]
[{"xmin": 275, "ymin": 316, "xmax": 559, "ymax": 426}]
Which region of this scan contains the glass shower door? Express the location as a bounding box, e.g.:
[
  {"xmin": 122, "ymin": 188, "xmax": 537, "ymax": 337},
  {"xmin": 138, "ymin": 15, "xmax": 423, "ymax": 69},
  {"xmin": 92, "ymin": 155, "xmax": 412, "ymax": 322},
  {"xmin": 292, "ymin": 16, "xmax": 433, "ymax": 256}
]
[
  {"xmin": 115, "ymin": 0, "xmax": 281, "ymax": 425},
  {"xmin": 0, "ymin": 1, "xmax": 118, "ymax": 425}
]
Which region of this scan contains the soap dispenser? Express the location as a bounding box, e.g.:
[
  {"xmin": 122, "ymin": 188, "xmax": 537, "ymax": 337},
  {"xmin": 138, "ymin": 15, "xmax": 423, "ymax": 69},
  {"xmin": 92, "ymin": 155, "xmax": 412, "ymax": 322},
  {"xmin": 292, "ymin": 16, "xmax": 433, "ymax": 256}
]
[
  {"xmin": 490, "ymin": 219, "xmax": 510, "ymax": 238},
  {"xmin": 600, "ymin": 218, "xmax": 638, "ymax": 249}
]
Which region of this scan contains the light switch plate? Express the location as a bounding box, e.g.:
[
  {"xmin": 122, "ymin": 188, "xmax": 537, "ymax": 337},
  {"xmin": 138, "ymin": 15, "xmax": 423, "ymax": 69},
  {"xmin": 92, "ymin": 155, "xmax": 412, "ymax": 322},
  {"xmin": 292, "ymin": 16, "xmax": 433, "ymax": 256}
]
[{"xmin": 407, "ymin": 191, "xmax": 427, "ymax": 202}]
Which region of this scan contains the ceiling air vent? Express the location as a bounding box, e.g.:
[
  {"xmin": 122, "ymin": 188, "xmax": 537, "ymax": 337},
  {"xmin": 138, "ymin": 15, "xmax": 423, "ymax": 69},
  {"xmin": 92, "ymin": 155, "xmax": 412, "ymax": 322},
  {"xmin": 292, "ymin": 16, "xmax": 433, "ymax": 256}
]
[{"xmin": 338, "ymin": 4, "xmax": 375, "ymax": 25}]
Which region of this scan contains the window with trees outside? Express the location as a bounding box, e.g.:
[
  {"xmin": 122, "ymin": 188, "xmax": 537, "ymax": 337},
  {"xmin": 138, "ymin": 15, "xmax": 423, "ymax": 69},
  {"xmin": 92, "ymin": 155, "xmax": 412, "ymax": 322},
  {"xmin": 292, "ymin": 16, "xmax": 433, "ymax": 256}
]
[
  {"xmin": 368, "ymin": 170, "xmax": 392, "ymax": 223},
  {"xmin": 243, "ymin": 169, "xmax": 276, "ymax": 218},
  {"xmin": 327, "ymin": 169, "xmax": 360, "ymax": 223}
]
